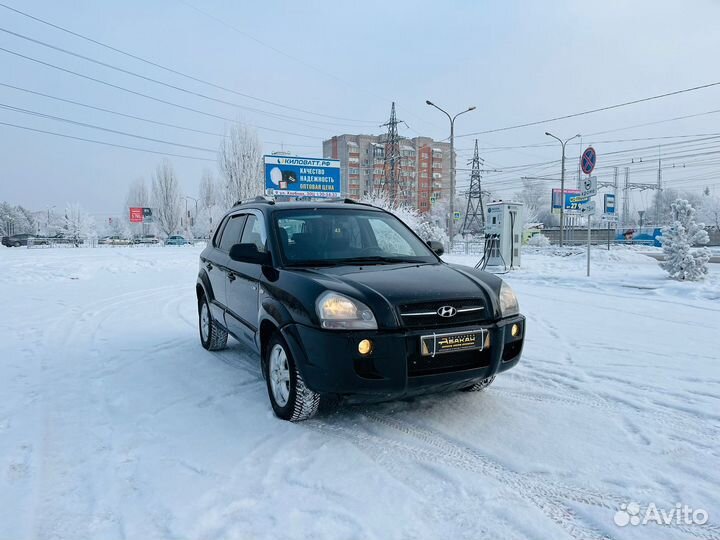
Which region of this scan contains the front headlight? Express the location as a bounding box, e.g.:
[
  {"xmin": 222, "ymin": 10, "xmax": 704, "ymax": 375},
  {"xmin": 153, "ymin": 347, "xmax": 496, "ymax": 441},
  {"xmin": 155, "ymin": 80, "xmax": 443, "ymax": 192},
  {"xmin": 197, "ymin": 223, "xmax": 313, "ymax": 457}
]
[
  {"xmin": 498, "ymin": 281, "xmax": 519, "ymax": 317},
  {"xmin": 316, "ymin": 291, "xmax": 378, "ymax": 330}
]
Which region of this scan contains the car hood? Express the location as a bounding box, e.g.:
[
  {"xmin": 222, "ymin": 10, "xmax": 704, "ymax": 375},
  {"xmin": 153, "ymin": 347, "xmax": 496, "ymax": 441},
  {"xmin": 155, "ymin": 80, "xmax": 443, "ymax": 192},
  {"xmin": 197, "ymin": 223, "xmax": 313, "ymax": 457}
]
[{"xmin": 290, "ymin": 262, "xmax": 502, "ymax": 320}]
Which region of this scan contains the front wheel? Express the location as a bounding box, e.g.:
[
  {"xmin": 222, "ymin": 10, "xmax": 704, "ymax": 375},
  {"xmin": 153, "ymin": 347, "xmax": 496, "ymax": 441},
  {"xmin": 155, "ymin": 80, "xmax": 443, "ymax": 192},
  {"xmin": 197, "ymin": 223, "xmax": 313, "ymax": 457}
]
[
  {"xmin": 198, "ymin": 295, "xmax": 228, "ymax": 351},
  {"xmin": 265, "ymin": 334, "xmax": 320, "ymax": 422},
  {"xmin": 461, "ymin": 375, "xmax": 495, "ymax": 392}
]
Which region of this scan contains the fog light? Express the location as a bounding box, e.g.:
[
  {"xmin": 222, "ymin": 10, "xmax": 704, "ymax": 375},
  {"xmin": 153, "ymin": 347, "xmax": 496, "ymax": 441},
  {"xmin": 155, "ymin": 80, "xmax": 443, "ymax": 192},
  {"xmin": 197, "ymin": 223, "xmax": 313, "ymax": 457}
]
[
  {"xmin": 511, "ymin": 323, "xmax": 520, "ymax": 337},
  {"xmin": 358, "ymin": 339, "xmax": 373, "ymax": 355}
]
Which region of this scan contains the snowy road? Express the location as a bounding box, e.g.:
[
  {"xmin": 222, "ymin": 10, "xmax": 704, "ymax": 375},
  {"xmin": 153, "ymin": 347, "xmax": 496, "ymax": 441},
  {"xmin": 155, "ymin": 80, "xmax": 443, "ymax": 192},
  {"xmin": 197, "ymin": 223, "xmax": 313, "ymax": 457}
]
[{"xmin": 1, "ymin": 246, "xmax": 718, "ymax": 540}]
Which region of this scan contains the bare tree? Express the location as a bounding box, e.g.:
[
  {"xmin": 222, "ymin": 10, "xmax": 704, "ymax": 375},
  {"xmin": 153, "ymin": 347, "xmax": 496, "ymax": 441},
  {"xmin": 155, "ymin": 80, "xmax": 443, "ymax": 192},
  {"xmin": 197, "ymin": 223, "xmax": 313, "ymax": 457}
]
[
  {"xmin": 126, "ymin": 177, "xmax": 151, "ymax": 208},
  {"xmin": 194, "ymin": 169, "xmax": 224, "ymax": 238},
  {"xmin": 199, "ymin": 169, "xmax": 219, "ymax": 210},
  {"xmin": 152, "ymin": 160, "xmax": 182, "ymax": 236},
  {"xmin": 218, "ymin": 123, "xmax": 263, "ymax": 207}
]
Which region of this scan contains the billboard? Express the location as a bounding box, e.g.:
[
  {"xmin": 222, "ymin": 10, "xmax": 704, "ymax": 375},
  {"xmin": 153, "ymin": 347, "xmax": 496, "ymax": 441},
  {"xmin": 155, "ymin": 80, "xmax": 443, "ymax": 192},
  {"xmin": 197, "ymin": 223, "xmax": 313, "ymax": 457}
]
[
  {"xmin": 264, "ymin": 155, "xmax": 341, "ymax": 198},
  {"xmin": 551, "ymin": 189, "xmax": 588, "ymax": 214},
  {"xmin": 129, "ymin": 207, "xmax": 153, "ymax": 223}
]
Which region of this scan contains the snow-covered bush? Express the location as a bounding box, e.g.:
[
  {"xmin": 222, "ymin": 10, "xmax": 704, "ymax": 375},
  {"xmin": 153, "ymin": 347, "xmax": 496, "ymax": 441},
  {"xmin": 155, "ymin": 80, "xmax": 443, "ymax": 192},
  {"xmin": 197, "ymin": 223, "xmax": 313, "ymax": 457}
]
[
  {"xmin": 658, "ymin": 199, "xmax": 711, "ymax": 281},
  {"xmin": 527, "ymin": 233, "xmax": 550, "ymax": 247},
  {"xmin": 360, "ymin": 193, "xmax": 448, "ymax": 247}
]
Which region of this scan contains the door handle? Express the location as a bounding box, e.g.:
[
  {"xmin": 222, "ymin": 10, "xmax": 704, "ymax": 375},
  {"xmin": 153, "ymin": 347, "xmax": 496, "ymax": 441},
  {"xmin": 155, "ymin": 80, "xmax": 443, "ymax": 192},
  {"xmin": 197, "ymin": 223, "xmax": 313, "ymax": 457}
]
[
  {"xmin": 205, "ymin": 262, "xmax": 213, "ymax": 271},
  {"xmin": 228, "ymin": 272, "xmax": 236, "ymax": 282}
]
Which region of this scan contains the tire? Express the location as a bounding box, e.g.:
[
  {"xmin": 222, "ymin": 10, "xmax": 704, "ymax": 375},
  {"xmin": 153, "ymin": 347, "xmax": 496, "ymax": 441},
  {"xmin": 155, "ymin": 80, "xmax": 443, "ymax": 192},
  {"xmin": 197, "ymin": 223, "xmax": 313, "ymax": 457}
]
[
  {"xmin": 264, "ymin": 333, "xmax": 320, "ymax": 422},
  {"xmin": 461, "ymin": 375, "xmax": 496, "ymax": 392},
  {"xmin": 13, "ymin": 242, "xmax": 20, "ymax": 247},
  {"xmin": 198, "ymin": 294, "xmax": 228, "ymax": 351}
]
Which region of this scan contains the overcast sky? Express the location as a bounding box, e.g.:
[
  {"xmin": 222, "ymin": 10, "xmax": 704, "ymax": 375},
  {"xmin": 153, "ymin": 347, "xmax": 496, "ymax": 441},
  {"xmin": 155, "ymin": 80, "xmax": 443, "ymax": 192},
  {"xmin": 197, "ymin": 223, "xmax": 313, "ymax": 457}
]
[{"xmin": 2, "ymin": 0, "xmax": 720, "ymax": 216}]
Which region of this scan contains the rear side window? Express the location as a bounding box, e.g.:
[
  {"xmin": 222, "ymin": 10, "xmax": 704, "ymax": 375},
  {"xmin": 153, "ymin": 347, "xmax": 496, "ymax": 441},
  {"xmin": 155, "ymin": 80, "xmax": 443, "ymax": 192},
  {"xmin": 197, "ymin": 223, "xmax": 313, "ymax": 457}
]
[{"xmin": 218, "ymin": 215, "xmax": 247, "ymax": 251}]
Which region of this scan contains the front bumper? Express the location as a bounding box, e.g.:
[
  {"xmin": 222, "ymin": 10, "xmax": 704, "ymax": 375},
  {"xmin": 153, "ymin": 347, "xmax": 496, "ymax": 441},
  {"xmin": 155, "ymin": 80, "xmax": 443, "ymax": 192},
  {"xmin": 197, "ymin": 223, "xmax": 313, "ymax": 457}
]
[{"xmin": 281, "ymin": 315, "xmax": 525, "ymax": 401}]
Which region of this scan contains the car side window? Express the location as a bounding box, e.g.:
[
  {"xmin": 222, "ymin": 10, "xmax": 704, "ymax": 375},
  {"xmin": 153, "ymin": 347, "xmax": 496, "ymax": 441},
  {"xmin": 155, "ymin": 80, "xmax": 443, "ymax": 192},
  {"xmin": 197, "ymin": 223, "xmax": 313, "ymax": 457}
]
[
  {"xmin": 218, "ymin": 215, "xmax": 247, "ymax": 252},
  {"xmin": 240, "ymin": 214, "xmax": 268, "ymax": 253}
]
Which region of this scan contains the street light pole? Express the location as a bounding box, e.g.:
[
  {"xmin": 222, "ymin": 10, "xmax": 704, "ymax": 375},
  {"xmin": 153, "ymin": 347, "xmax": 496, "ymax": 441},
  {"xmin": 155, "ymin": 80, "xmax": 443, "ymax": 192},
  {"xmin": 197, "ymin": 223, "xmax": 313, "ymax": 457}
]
[
  {"xmin": 426, "ymin": 101, "xmax": 476, "ymax": 240},
  {"xmin": 183, "ymin": 196, "xmax": 199, "ymax": 231},
  {"xmin": 545, "ymin": 132, "xmax": 580, "ymax": 247}
]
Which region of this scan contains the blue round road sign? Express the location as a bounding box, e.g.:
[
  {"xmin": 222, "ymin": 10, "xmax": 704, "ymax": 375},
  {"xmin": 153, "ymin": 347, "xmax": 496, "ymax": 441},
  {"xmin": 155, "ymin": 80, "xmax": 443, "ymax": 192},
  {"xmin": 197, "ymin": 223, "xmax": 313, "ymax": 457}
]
[{"xmin": 581, "ymin": 146, "xmax": 597, "ymax": 175}]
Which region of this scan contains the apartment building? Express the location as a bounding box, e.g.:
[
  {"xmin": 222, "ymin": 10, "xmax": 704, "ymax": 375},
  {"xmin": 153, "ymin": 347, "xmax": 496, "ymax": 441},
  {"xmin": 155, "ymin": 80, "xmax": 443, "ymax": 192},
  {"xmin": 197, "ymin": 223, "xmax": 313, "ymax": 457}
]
[{"xmin": 322, "ymin": 134, "xmax": 452, "ymax": 212}]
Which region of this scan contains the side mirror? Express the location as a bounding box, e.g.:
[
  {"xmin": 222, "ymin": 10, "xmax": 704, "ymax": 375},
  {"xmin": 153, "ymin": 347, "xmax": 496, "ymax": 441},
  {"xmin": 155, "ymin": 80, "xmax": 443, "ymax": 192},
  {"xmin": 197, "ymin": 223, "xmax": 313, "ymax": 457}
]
[
  {"xmin": 229, "ymin": 243, "xmax": 271, "ymax": 265},
  {"xmin": 427, "ymin": 240, "xmax": 444, "ymax": 256}
]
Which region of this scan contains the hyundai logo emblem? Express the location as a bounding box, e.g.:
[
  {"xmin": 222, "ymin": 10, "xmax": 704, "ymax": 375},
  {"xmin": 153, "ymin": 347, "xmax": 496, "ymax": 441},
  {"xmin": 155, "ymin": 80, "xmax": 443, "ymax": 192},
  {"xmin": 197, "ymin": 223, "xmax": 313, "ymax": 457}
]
[{"xmin": 437, "ymin": 306, "xmax": 457, "ymax": 318}]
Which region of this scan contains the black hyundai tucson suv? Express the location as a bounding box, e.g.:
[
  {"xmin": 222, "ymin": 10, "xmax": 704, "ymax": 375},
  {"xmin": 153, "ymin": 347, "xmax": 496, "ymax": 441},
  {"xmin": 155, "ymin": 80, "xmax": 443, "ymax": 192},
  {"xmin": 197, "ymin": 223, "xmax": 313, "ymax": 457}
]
[{"xmin": 196, "ymin": 198, "xmax": 525, "ymax": 421}]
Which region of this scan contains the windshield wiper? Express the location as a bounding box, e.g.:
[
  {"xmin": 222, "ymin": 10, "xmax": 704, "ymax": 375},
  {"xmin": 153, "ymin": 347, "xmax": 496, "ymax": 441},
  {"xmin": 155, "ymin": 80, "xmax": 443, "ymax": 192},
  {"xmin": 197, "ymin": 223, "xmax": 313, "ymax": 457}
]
[
  {"xmin": 285, "ymin": 256, "xmax": 427, "ymax": 267},
  {"xmin": 328, "ymin": 256, "xmax": 427, "ymax": 265}
]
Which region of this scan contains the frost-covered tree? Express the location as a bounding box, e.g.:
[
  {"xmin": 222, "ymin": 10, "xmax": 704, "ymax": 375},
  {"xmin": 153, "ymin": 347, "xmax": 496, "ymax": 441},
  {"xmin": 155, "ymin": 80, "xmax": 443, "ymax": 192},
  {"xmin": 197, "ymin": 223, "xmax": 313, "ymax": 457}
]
[
  {"xmin": 218, "ymin": 123, "xmax": 263, "ymax": 207},
  {"xmin": 151, "ymin": 160, "xmax": 182, "ymax": 236},
  {"xmin": 0, "ymin": 202, "xmax": 36, "ymax": 235},
  {"xmin": 700, "ymin": 193, "xmax": 720, "ymax": 230},
  {"xmin": 62, "ymin": 203, "xmax": 95, "ymax": 245},
  {"xmin": 658, "ymin": 199, "xmax": 711, "ymax": 281},
  {"xmin": 361, "ymin": 192, "xmax": 448, "ymax": 247}
]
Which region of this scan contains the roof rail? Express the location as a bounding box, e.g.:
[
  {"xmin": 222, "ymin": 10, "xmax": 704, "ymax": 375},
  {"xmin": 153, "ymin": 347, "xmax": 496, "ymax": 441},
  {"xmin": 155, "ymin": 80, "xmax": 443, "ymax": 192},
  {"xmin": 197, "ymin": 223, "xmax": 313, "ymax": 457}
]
[{"xmin": 233, "ymin": 195, "xmax": 275, "ymax": 206}]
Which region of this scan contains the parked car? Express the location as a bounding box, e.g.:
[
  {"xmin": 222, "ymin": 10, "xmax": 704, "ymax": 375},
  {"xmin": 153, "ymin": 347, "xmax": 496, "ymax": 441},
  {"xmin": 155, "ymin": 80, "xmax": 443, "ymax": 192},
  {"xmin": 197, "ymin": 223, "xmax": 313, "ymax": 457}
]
[
  {"xmin": 98, "ymin": 235, "xmax": 131, "ymax": 246},
  {"xmin": 2, "ymin": 233, "xmax": 44, "ymax": 247},
  {"xmin": 133, "ymin": 234, "xmax": 160, "ymax": 245},
  {"xmin": 166, "ymin": 235, "xmax": 190, "ymax": 246},
  {"xmin": 50, "ymin": 233, "xmax": 84, "ymax": 246},
  {"xmin": 196, "ymin": 198, "xmax": 525, "ymax": 422}
]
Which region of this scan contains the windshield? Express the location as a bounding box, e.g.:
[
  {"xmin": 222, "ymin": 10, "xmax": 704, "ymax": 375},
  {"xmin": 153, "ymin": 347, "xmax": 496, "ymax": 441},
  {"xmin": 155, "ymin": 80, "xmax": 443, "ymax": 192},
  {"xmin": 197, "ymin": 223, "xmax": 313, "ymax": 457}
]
[{"xmin": 274, "ymin": 208, "xmax": 438, "ymax": 266}]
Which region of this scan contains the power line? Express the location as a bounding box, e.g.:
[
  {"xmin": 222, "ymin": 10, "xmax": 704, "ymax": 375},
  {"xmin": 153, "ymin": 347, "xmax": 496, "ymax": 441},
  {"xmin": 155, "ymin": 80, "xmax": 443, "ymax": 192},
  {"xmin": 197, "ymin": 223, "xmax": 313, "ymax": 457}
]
[
  {"xmin": 0, "ymin": 102, "xmax": 217, "ymax": 153},
  {"xmin": 0, "ymin": 26, "xmax": 375, "ymax": 130},
  {"xmin": 0, "ymin": 45, "xmax": 322, "ymax": 140},
  {"xmin": 0, "ymin": 120, "xmax": 214, "ymax": 161},
  {"xmin": 457, "ymin": 81, "xmax": 720, "ymax": 138},
  {"xmin": 0, "ymin": 81, "xmax": 318, "ymax": 149},
  {"xmin": 0, "ymin": 2, "xmax": 379, "ymax": 125},
  {"xmin": 0, "ymin": 81, "xmax": 225, "ymax": 138}
]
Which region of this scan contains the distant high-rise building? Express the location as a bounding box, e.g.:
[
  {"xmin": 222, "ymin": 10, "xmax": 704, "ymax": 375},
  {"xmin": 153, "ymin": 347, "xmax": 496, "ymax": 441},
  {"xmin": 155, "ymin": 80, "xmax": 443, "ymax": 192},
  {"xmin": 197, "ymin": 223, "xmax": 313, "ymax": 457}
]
[{"xmin": 323, "ymin": 134, "xmax": 452, "ymax": 212}]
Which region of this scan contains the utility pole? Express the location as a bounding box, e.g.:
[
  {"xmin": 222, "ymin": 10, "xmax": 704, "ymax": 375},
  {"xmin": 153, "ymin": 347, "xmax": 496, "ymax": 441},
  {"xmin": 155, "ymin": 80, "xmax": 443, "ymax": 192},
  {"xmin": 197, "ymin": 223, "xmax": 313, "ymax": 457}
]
[
  {"xmin": 656, "ymin": 152, "xmax": 662, "ymax": 227},
  {"xmin": 426, "ymin": 100, "xmax": 476, "ymax": 240},
  {"xmin": 545, "ymin": 132, "xmax": 580, "ymax": 247},
  {"xmin": 380, "ymin": 102, "xmax": 402, "ymax": 205}
]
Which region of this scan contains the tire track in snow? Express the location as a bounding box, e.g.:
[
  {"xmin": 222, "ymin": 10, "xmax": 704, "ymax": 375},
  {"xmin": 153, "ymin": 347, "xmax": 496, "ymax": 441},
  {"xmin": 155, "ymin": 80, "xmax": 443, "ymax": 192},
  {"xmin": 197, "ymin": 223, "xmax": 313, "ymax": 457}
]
[
  {"xmin": 28, "ymin": 284, "xmax": 194, "ymax": 540},
  {"xmin": 517, "ymin": 313, "xmax": 720, "ymax": 451},
  {"xmin": 324, "ymin": 413, "xmax": 720, "ymax": 540},
  {"xmin": 313, "ymin": 418, "xmax": 612, "ymax": 540}
]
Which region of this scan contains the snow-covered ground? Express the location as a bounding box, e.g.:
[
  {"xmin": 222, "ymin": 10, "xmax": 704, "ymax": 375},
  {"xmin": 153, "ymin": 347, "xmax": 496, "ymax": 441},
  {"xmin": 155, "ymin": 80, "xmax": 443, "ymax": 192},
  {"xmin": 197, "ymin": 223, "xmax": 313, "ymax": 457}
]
[{"xmin": 1, "ymin": 245, "xmax": 718, "ymax": 540}]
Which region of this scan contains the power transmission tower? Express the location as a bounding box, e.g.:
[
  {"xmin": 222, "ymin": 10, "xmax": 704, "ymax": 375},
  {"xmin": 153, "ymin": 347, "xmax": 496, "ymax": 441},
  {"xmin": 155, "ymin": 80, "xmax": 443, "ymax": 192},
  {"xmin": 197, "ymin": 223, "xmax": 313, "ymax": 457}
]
[
  {"xmin": 461, "ymin": 139, "xmax": 486, "ymax": 235},
  {"xmin": 380, "ymin": 102, "xmax": 403, "ymax": 204}
]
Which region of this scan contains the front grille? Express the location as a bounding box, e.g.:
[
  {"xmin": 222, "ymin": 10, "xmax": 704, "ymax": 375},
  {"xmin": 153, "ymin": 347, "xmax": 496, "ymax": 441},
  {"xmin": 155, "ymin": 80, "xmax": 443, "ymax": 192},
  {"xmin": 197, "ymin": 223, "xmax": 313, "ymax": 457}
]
[{"xmin": 399, "ymin": 298, "xmax": 488, "ymax": 328}]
